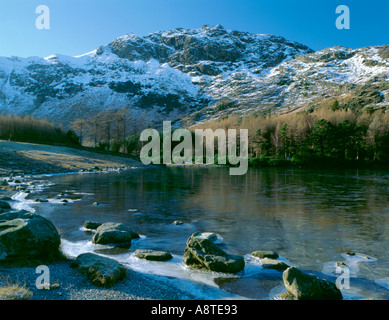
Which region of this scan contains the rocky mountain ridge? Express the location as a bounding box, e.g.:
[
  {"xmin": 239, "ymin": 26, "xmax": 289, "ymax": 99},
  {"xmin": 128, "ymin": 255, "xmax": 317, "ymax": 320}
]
[{"xmin": 0, "ymin": 24, "xmax": 388, "ymax": 128}]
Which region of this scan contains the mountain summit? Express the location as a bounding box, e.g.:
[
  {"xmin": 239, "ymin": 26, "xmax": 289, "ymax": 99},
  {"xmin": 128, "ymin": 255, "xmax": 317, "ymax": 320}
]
[{"xmin": 0, "ymin": 25, "xmax": 388, "ymax": 127}]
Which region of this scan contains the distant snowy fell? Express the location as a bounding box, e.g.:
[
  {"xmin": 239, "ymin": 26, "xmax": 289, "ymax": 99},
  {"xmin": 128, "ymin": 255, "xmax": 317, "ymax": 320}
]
[{"xmin": 0, "ymin": 25, "xmax": 388, "ymax": 127}]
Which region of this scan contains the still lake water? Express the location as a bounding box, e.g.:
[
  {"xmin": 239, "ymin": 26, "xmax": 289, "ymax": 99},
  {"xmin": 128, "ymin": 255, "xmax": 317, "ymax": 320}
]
[{"xmin": 15, "ymin": 166, "xmax": 389, "ymax": 299}]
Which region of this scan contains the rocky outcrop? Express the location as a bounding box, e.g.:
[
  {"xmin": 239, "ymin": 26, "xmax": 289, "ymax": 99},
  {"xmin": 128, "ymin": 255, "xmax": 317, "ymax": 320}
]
[
  {"xmin": 183, "ymin": 232, "xmax": 244, "ymax": 273},
  {"xmin": 1, "ymin": 25, "xmax": 387, "ymax": 128},
  {"xmin": 0, "ymin": 210, "xmax": 61, "ymax": 264},
  {"xmin": 252, "ymin": 250, "xmax": 279, "ymax": 259},
  {"xmin": 261, "ymin": 258, "xmax": 289, "ymax": 271},
  {"xmin": 92, "ymin": 222, "xmax": 139, "ymax": 247},
  {"xmin": 0, "ymin": 25, "xmax": 314, "ymax": 127},
  {"xmin": 71, "ymin": 252, "xmax": 127, "ymax": 287},
  {"xmin": 134, "ymin": 249, "xmax": 173, "ymax": 261},
  {"xmin": 83, "ymin": 221, "xmax": 102, "ymax": 230},
  {"xmin": 282, "ymin": 267, "xmax": 343, "ymax": 300}
]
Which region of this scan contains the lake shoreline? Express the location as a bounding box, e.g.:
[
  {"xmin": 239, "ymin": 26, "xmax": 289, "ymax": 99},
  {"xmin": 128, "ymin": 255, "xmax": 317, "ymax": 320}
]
[
  {"xmin": 0, "ymin": 260, "xmax": 198, "ymax": 300},
  {"xmin": 0, "ymin": 140, "xmax": 143, "ymax": 178},
  {"xmin": 1, "ymin": 173, "xmax": 199, "ymax": 301},
  {"xmin": 1, "ymin": 141, "xmax": 389, "ymax": 301},
  {"xmin": 0, "ymin": 140, "xmax": 185, "ymax": 300}
]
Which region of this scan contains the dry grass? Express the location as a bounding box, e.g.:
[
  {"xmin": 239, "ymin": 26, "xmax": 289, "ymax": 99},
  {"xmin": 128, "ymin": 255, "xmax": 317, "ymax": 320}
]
[
  {"xmin": 0, "ymin": 285, "xmax": 33, "ymax": 300},
  {"xmin": 0, "ymin": 274, "xmax": 33, "ymax": 300}
]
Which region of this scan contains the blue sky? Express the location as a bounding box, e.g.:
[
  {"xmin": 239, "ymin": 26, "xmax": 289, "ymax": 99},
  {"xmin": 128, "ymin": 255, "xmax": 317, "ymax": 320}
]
[{"xmin": 0, "ymin": 0, "xmax": 388, "ymax": 58}]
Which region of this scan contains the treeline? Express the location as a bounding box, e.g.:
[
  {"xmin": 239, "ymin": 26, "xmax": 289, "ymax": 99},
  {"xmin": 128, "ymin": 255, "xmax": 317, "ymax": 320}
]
[
  {"xmin": 191, "ymin": 106, "xmax": 389, "ymax": 167},
  {"xmin": 0, "ymin": 114, "xmax": 80, "ymax": 145},
  {"xmin": 7, "ymin": 103, "xmax": 386, "ymax": 169},
  {"xmin": 70, "ymin": 108, "xmax": 147, "ymax": 155}
]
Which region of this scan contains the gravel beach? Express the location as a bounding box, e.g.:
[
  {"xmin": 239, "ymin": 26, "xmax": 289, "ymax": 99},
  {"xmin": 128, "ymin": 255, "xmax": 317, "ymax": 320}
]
[{"xmin": 0, "ymin": 260, "xmax": 197, "ymax": 300}]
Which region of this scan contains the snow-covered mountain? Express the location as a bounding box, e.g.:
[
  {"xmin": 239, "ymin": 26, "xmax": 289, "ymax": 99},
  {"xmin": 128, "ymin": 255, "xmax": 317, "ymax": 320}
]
[{"xmin": 0, "ymin": 24, "xmax": 388, "ymax": 128}]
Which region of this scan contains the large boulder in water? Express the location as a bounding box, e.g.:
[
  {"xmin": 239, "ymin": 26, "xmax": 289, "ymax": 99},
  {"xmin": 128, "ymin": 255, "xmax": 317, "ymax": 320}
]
[
  {"xmin": 92, "ymin": 222, "xmax": 139, "ymax": 247},
  {"xmin": 283, "ymin": 267, "xmax": 343, "ymax": 300},
  {"xmin": 0, "ymin": 210, "xmax": 61, "ymax": 264},
  {"xmin": 183, "ymin": 232, "xmax": 244, "ymax": 273}
]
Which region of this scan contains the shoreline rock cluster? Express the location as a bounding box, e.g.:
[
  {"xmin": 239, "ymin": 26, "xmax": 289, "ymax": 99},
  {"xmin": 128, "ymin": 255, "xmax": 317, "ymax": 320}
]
[
  {"xmin": 0, "ymin": 198, "xmax": 345, "ymax": 299},
  {"xmin": 80, "ymin": 221, "xmax": 174, "ymax": 286},
  {"xmin": 80, "ymin": 226, "xmax": 343, "ymax": 299},
  {"xmin": 181, "ymin": 232, "xmax": 342, "ymax": 300},
  {"xmin": 1, "ymin": 174, "xmax": 343, "ymax": 300}
]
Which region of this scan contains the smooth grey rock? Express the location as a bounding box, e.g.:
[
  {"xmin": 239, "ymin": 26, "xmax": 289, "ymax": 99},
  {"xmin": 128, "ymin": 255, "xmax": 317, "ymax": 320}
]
[
  {"xmin": 71, "ymin": 252, "xmax": 127, "ymax": 287},
  {"xmin": 252, "ymin": 251, "xmax": 279, "ymax": 259},
  {"xmin": 261, "ymin": 258, "xmax": 289, "ymax": 271},
  {"xmin": 283, "ymin": 267, "xmax": 343, "ymax": 300},
  {"xmin": 0, "ymin": 210, "xmax": 61, "ymax": 264},
  {"xmin": 92, "ymin": 222, "xmax": 139, "ymax": 247},
  {"xmin": 135, "ymin": 249, "xmax": 173, "ymax": 261},
  {"xmin": 83, "ymin": 221, "xmax": 102, "ymax": 230}
]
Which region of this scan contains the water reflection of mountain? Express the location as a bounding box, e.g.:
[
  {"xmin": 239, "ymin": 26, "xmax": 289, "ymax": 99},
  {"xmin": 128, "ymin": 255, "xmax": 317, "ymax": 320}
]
[
  {"xmin": 179, "ymin": 168, "xmax": 389, "ymax": 275},
  {"xmin": 42, "ymin": 167, "xmax": 389, "ymax": 281}
]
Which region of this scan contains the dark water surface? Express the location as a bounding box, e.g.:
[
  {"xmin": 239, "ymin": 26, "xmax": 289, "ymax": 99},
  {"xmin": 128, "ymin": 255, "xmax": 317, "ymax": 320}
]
[{"xmin": 25, "ymin": 166, "xmax": 389, "ymax": 299}]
